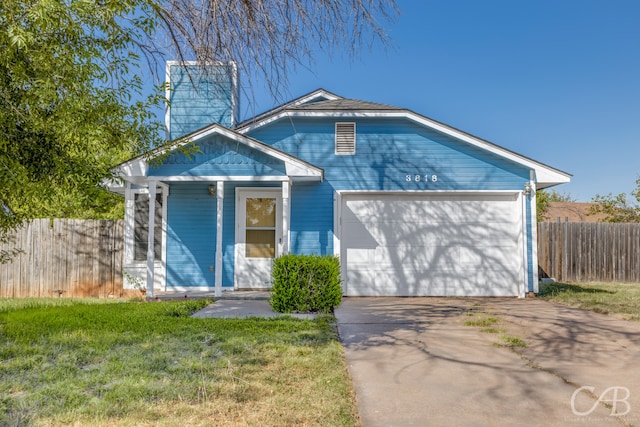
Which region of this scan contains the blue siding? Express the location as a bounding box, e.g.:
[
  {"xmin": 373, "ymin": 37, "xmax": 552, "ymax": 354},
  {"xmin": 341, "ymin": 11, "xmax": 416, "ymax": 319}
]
[
  {"xmin": 166, "ymin": 184, "xmax": 217, "ymax": 288},
  {"xmin": 290, "ymin": 182, "xmax": 334, "ymax": 256},
  {"xmin": 149, "ymin": 134, "xmax": 286, "ymax": 177},
  {"xmin": 169, "ymin": 64, "xmax": 236, "ymax": 140},
  {"xmin": 248, "ymin": 118, "xmax": 529, "ymax": 191},
  {"xmin": 162, "ymin": 112, "xmax": 536, "ymax": 291},
  {"xmin": 248, "ymin": 117, "xmax": 531, "ymax": 259}
]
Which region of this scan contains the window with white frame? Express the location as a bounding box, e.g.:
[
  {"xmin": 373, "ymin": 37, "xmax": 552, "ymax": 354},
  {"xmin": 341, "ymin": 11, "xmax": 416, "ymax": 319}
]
[
  {"xmin": 133, "ymin": 192, "xmax": 163, "ymax": 261},
  {"xmin": 335, "ymin": 122, "xmax": 356, "ymax": 155}
]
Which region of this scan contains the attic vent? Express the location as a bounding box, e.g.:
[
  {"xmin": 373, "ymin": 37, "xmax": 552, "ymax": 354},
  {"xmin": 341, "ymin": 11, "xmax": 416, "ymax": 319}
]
[{"xmin": 335, "ymin": 122, "xmax": 356, "ymax": 155}]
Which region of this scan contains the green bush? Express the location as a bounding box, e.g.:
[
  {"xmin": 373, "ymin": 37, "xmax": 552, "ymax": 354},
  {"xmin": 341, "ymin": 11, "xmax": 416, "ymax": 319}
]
[{"xmin": 269, "ymin": 254, "xmax": 342, "ymax": 314}]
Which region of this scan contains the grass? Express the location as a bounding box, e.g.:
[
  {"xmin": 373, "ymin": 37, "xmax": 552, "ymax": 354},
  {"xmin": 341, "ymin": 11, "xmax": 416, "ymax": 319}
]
[
  {"xmin": 0, "ymin": 298, "xmax": 358, "ymax": 426},
  {"xmin": 463, "ymin": 316, "xmax": 499, "ymax": 327},
  {"xmin": 538, "ymin": 281, "xmax": 640, "ymax": 321},
  {"xmin": 493, "ymin": 335, "xmax": 527, "ymax": 349},
  {"xmin": 464, "ymin": 313, "xmax": 527, "ymax": 348}
]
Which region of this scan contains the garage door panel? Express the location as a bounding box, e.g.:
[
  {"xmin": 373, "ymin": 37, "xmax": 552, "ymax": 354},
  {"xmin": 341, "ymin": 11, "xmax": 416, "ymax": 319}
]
[
  {"xmin": 371, "ymin": 224, "xmax": 518, "ymax": 246},
  {"xmin": 346, "ymin": 248, "xmax": 373, "ymax": 266},
  {"xmin": 345, "ymin": 267, "xmax": 520, "ymax": 296},
  {"xmin": 373, "ymin": 245, "xmax": 458, "ymax": 268},
  {"xmin": 457, "ymin": 245, "xmax": 522, "ymax": 270},
  {"xmin": 345, "ymin": 198, "xmax": 517, "ymax": 225},
  {"xmin": 341, "ymin": 193, "xmax": 524, "ymax": 297}
]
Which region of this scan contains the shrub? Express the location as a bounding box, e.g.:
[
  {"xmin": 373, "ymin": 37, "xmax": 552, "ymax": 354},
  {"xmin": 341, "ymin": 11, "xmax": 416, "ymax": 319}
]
[{"xmin": 269, "ymin": 254, "xmax": 342, "ymax": 313}]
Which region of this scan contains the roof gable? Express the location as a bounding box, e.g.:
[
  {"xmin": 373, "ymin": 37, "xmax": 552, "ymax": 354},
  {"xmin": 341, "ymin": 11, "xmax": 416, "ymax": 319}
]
[
  {"xmin": 237, "ymin": 89, "xmax": 570, "ymax": 187},
  {"xmin": 235, "ymin": 88, "xmax": 341, "ymax": 129},
  {"xmin": 110, "ymin": 123, "xmax": 323, "ymax": 186},
  {"xmin": 149, "ymin": 134, "xmax": 288, "ymax": 178}
]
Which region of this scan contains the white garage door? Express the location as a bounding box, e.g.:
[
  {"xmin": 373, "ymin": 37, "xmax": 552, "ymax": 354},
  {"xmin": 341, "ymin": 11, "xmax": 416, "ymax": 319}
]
[{"xmin": 339, "ymin": 192, "xmax": 524, "ymax": 296}]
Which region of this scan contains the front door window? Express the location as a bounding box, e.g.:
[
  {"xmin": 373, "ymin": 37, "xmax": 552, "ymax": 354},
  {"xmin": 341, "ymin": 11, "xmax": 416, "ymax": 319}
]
[
  {"xmin": 235, "ymin": 189, "xmax": 282, "ymax": 289},
  {"xmin": 245, "ymin": 198, "xmax": 276, "ymax": 258}
]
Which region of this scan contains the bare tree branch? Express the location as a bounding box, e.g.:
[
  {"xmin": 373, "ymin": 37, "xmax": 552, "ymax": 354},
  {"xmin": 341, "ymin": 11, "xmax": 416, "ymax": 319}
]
[{"xmin": 150, "ymin": 0, "xmax": 398, "ymax": 108}]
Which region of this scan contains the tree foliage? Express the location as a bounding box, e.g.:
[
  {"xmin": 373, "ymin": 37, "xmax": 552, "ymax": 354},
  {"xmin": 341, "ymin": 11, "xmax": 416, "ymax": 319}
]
[
  {"xmin": 1, "ymin": 0, "xmax": 164, "ymax": 232},
  {"xmin": 1, "ymin": 0, "xmax": 397, "ymax": 239},
  {"xmin": 588, "ymin": 177, "xmax": 640, "ymax": 223}
]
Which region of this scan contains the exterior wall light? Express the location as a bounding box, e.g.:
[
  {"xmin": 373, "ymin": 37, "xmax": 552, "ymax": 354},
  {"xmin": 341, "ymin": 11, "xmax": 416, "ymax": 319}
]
[
  {"xmin": 208, "ymin": 184, "xmax": 216, "ymax": 197},
  {"xmin": 523, "ymin": 183, "xmax": 532, "ymax": 195}
]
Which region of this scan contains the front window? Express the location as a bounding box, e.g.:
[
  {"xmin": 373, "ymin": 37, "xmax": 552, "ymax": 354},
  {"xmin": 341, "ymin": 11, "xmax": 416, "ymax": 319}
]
[{"xmin": 133, "ymin": 193, "xmax": 163, "ymax": 261}]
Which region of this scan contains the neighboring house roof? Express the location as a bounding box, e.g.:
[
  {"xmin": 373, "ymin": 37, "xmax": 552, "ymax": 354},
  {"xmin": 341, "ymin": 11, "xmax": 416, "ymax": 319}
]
[
  {"xmin": 236, "ymin": 89, "xmax": 571, "ymax": 188},
  {"xmin": 108, "ymin": 122, "xmax": 323, "ymax": 191},
  {"xmin": 542, "ymin": 202, "xmax": 607, "ymax": 223}
]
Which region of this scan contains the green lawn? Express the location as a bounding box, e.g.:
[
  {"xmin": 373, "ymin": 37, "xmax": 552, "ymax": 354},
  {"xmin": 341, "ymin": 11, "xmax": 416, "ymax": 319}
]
[
  {"xmin": 538, "ymin": 281, "xmax": 640, "ymax": 321},
  {"xmin": 0, "ymin": 298, "xmax": 359, "ymax": 426}
]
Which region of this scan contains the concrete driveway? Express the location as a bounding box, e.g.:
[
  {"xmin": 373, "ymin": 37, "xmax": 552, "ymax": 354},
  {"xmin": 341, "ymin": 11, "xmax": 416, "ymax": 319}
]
[{"xmin": 335, "ymin": 297, "xmax": 640, "ymax": 427}]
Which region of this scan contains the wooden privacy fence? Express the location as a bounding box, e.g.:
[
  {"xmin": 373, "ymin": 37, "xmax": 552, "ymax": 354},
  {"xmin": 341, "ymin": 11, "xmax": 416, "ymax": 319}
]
[
  {"xmin": 0, "ymin": 219, "xmax": 125, "ymax": 298},
  {"xmin": 3, "ymin": 219, "xmax": 640, "ymax": 297},
  {"xmin": 538, "ymin": 222, "xmax": 640, "ymax": 283}
]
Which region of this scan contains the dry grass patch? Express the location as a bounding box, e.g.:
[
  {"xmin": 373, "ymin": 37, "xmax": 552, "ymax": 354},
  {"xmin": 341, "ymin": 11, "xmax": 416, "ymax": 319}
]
[
  {"xmin": 538, "ymin": 282, "xmax": 640, "ymax": 321},
  {"xmin": 0, "ymin": 298, "xmax": 358, "ymax": 426}
]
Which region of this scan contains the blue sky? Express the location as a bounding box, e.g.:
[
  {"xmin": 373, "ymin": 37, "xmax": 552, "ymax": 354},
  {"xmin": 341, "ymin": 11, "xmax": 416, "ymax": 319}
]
[{"xmin": 232, "ymin": 0, "xmax": 640, "ymax": 201}]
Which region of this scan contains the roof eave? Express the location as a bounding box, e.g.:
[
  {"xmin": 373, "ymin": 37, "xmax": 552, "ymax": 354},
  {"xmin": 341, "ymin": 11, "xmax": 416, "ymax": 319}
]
[
  {"xmin": 237, "ymin": 108, "xmax": 571, "ymax": 186},
  {"xmin": 107, "ymin": 123, "xmax": 323, "ymax": 189}
]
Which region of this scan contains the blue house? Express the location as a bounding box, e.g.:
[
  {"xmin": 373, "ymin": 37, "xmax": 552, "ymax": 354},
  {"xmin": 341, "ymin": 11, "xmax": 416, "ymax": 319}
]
[{"xmin": 110, "ymin": 62, "xmax": 570, "ymax": 298}]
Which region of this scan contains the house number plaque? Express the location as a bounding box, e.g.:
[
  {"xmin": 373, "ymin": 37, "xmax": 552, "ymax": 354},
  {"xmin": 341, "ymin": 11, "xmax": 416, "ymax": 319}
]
[{"xmin": 405, "ymin": 174, "xmax": 438, "ymax": 182}]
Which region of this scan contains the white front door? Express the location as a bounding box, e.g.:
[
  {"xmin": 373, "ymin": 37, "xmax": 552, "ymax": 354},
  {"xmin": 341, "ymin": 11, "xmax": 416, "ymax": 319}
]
[{"xmin": 235, "ymin": 188, "xmax": 282, "ymax": 289}]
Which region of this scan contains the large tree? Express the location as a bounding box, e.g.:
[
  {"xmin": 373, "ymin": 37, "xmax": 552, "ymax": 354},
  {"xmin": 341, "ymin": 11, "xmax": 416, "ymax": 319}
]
[
  {"xmin": 1, "ymin": 0, "xmax": 397, "ymax": 236},
  {"xmin": 1, "ymin": 0, "xmax": 164, "ymax": 230}
]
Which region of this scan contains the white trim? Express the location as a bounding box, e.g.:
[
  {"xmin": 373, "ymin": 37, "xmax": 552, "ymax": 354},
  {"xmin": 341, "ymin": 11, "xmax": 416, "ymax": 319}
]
[
  {"xmin": 333, "ymin": 191, "xmax": 344, "ymax": 293},
  {"xmin": 336, "ymin": 189, "xmax": 520, "ymax": 196},
  {"xmin": 287, "ymin": 89, "xmax": 341, "ymax": 107},
  {"xmin": 237, "ymin": 109, "xmax": 570, "ymax": 186},
  {"xmin": 110, "ymin": 124, "xmax": 323, "ymax": 186},
  {"xmin": 123, "ymin": 183, "xmax": 168, "ymax": 293},
  {"xmin": 529, "ymin": 172, "xmax": 539, "ymax": 293},
  {"xmin": 234, "ymin": 187, "xmax": 283, "ymax": 289},
  {"xmin": 145, "ymin": 175, "xmax": 293, "ymax": 182},
  {"xmin": 215, "ymin": 181, "xmax": 224, "ymax": 297},
  {"xmin": 521, "ymin": 190, "xmax": 529, "ymax": 298},
  {"xmin": 236, "ymin": 89, "xmax": 341, "ymax": 131},
  {"xmin": 282, "ymin": 180, "xmax": 291, "ymax": 255},
  {"xmin": 146, "ymin": 181, "xmax": 157, "ymax": 298},
  {"xmin": 165, "ymin": 285, "xmax": 220, "ymax": 292}
]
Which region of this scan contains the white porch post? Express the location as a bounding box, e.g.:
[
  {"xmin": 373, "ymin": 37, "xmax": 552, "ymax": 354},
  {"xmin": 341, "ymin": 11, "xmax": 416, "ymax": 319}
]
[
  {"xmin": 215, "ymin": 181, "xmax": 224, "ymax": 297},
  {"xmin": 282, "ymin": 180, "xmax": 291, "ymax": 254},
  {"xmin": 146, "ymin": 180, "xmax": 157, "ymax": 299}
]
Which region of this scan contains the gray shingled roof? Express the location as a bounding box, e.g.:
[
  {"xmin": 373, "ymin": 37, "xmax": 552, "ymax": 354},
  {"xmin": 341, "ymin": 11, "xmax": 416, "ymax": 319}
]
[{"xmin": 290, "ymin": 98, "xmax": 403, "ymax": 111}]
